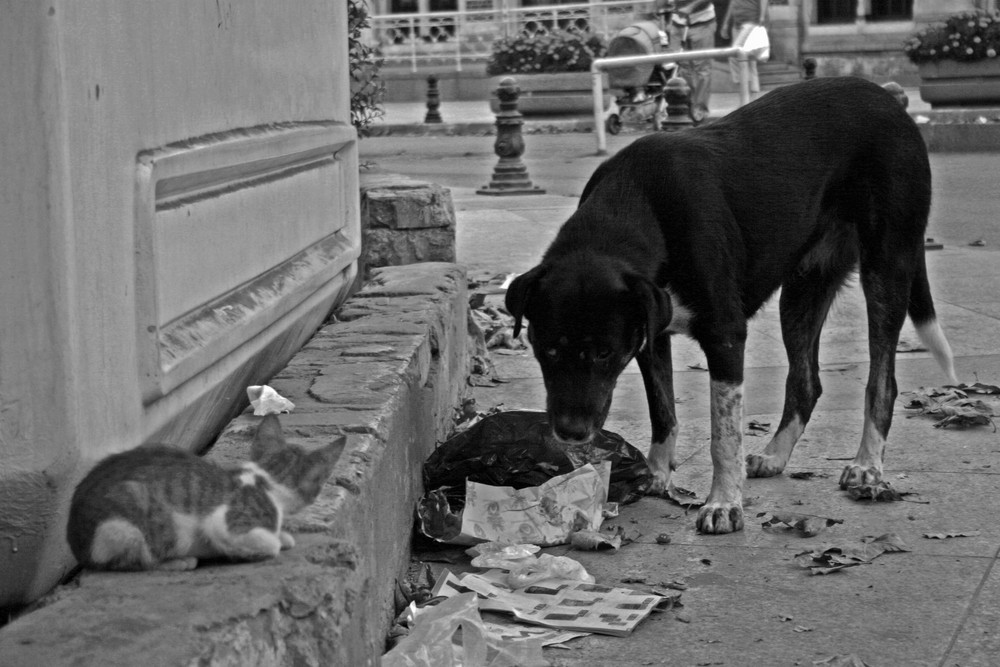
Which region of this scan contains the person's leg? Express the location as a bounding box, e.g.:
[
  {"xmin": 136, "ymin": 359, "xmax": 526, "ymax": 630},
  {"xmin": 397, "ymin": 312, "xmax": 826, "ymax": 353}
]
[{"xmin": 686, "ymin": 20, "xmax": 716, "ymax": 121}]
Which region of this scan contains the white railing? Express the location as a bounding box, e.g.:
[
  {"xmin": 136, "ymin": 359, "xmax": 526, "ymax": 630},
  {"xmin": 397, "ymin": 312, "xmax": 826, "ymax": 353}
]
[
  {"xmin": 590, "ymin": 38, "xmax": 769, "ymax": 154},
  {"xmin": 369, "ymin": 0, "xmax": 658, "ymax": 72}
]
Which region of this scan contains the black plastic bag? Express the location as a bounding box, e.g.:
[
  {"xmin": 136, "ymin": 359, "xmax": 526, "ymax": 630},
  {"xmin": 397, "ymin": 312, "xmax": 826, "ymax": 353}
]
[{"xmin": 423, "ymin": 410, "xmax": 652, "ymax": 506}]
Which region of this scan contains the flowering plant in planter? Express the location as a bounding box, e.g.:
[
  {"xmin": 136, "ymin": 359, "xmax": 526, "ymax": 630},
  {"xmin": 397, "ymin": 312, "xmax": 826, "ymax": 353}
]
[
  {"xmin": 486, "ymin": 30, "xmax": 607, "ymax": 75},
  {"xmin": 904, "ymin": 10, "xmax": 1000, "ymax": 64}
]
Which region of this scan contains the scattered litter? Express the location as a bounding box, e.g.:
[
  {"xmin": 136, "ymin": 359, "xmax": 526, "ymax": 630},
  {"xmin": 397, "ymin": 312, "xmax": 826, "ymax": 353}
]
[
  {"xmin": 246, "ymin": 385, "xmax": 294, "ymax": 415},
  {"xmin": 970, "ymin": 238, "xmax": 987, "ymax": 247},
  {"xmin": 923, "ymin": 530, "xmax": 981, "ymax": 540},
  {"xmin": 687, "ymin": 362, "xmax": 708, "ymax": 371},
  {"xmin": 505, "ymin": 553, "xmax": 595, "ymax": 589},
  {"xmin": 788, "ymin": 471, "xmax": 830, "ymax": 480},
  {"xmin": 795, "ymin": 532, "xmax": 910, "ymax": 575},
  {"xmin": 654, "ymin": 483, "xmax": 705, "ymax": 509},
  {"xmin": 901, "ymin": 384, "xmax": 999, "ymax": 429},
  {"xmin": 382, "ymin": 592, "xmax": 548, "ymax": 667},
  {"xmin": 655, "ymin": 533, "xmax": 672, "ymax": 545},
  {"xmin": 419, "ymin": 411, "xmax": 655, "ymax": 546},
  {"xmin": 759, "ymin": 512, "xmax": 843, "ymax": 537},
  {"xmin": 746, "ymin": 420, "xmax": 771, "ymax": 436},
  {"xmin": 620, "ymin": 573, "xmax": 648, "ymax": 584},
  {"xmin": 434, "ymin": 569, "xmax": 665, "ymax": 636},
  {"xmin": 570, "ymin": 528, "xmax": 623, "ymax": 551},
  {"xmin": 419, "ymin": 461, "xmax": 610, "ymax": 546},
  {"xmin": 660, "ymin": 579, "xmax": 687, "ymax": 591},
  {"xmin": 793, "ymin": 625, "xmax": 813, "ymax": 633}
]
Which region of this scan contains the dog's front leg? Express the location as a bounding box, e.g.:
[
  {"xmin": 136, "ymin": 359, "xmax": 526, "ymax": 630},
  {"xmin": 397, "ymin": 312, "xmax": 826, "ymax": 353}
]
[
  {"xmin": 697, "ymin": 336, "xmax": 747, "ymax": 534},
  {"xmin": 637, "ymin": 334, "xmax": 677, "ymax": 494}
]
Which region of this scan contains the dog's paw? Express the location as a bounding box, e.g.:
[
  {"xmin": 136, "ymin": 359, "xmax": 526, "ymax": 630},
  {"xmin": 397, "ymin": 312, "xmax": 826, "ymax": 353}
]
[
  {"xmin": 648, "ymin": 468, "xmax": 671, "ymax": 495},
  {"xmin": 745, "ymin": 453, "xmax": 785, "ymax": 478},
  {"xmin": 839, "ymin": 464, "xmax": 883, "ymax": 489},
  {"xmin": 695, "ymin": 502, "xmax": 744, "ymax": 534}
]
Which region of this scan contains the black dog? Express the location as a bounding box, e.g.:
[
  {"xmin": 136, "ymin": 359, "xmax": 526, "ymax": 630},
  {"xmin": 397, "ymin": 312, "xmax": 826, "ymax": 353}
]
[{"xmin": 506, "ymin": 77, "xmax": 958, "ymax": 534}]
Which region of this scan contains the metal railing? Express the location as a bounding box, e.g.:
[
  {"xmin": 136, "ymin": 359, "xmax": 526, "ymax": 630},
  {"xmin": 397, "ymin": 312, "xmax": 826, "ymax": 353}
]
[{"xmin": 369, "ymin": 0, "xmax": 658, "ymax": 72}]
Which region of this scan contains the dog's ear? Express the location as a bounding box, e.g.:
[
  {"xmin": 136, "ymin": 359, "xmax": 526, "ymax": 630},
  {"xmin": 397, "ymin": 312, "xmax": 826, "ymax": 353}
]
[
  {"xmin": 505, "ymin": 265, "xmax": 547, "ymax": 339},
  {"xmin": 623, "ymin": 273, "xmax": 672, "ymax": 353}
]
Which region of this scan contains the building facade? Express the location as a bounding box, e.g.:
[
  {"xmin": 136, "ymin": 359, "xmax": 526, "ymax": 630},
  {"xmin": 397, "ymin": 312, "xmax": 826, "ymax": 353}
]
[{"xmin": 368, "ymin": 0, "xmax": 996, "ymax": 92}]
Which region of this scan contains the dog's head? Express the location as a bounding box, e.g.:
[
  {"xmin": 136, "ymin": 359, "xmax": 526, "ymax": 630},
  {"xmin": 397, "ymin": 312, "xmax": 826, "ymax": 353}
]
[{"xmin": 506, "ymin": 254, "xmax": 671, "ymax": 444}]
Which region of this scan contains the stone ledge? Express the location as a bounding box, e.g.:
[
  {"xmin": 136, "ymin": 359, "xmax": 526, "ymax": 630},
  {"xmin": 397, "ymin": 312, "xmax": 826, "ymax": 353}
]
[{"xmin": 0, "ymin": 262, "xmax": 471, "ymax": 667}]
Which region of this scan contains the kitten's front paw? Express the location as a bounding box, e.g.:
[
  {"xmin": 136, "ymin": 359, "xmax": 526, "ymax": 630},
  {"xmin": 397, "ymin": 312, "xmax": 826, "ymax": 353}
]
[
  {"xmin": 157, "ymin": 557, "xmax": 198, "ymax": 571},
  {"xmin": 279, "ymin": 531, "xmax": 296, "ymax": 550}
]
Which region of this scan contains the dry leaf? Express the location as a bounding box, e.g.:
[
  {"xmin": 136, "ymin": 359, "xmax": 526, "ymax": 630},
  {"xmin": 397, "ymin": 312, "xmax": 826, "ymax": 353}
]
[
  {"xmin": 760, "ymin": 512, "xmax": 843, "ymax": 537},
  {"xmin": 923, "ymin": 530, "xmax": 981, "ymax": 539}
]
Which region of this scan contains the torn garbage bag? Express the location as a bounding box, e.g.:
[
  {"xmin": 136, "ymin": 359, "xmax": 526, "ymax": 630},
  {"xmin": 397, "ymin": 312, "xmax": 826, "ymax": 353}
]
[{"xmin": 418, "ymin": 410, "xmax": 652, "ymax": 545}]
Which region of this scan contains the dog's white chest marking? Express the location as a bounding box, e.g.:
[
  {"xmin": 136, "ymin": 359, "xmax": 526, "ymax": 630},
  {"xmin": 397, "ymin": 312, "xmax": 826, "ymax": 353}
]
[{"xmin": 663, "ymin": 288, "xmax": 693, "ymax": 335}]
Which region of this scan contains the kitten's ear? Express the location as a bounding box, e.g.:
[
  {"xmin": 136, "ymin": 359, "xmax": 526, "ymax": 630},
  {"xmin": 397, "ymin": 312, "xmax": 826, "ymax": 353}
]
[
  {"xmin": 252, "ymin": 414, "xmax": 287, "ymax": 459},
  {"xmin": 313, "ymin": 436, "xmax": 345, "ymax": 468}
]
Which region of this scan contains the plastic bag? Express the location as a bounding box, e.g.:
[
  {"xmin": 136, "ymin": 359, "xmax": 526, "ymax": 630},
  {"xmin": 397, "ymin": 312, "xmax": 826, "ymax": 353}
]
[
  {"xmin": 381, "ymin": 592, "xmax": 547, "ymax": 667},
  {"xmin": 423, "ymin": 410, "xmax": 651, "ymax": 506}
]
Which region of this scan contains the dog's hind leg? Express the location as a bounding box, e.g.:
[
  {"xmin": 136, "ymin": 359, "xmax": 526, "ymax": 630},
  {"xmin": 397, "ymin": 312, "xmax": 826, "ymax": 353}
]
[
  {"xmin": 637, "ymin": 334, "xmax": 678, "ymax": 494},
  {"xmin": 747, "ymin": 266, "xmax": 849, "ymax": 477},
  {"xmin": 839, "ymin": 248, "xmax": 917, "ymax": 489}
]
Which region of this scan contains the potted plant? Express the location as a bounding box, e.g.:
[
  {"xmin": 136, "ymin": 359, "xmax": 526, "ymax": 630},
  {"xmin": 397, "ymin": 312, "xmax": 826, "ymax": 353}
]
[
  {"xmin": 905, "ymin": 10, "xmax": 1000, "ymax": 107},
  {"xmin": 485, "ymin": 30, "xmax": 610, "ymax": 115}
]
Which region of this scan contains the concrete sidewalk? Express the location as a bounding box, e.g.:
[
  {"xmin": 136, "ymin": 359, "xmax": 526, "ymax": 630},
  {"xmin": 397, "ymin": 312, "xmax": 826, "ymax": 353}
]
[
  {"xmin": 452, "ymin": 186, "xmax": 1000, "ymax": 666},
  {"xmin": 373, "ymin": 134, "xmax": 1000, "ymax": 664}
]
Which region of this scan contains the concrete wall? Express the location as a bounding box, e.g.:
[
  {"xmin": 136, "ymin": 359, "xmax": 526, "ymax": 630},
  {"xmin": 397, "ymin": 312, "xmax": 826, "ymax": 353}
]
[{"xmin": 0, "ymin": 1, "xmax": 359, "ymax": 609}]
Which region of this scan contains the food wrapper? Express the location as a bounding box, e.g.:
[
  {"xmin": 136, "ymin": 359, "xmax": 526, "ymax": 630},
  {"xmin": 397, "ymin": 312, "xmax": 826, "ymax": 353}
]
[
  {"xmin": 418, "ymin": 462, "xmax": 610, "ymax": 546},
  {"xmin": 246, "ymin": 385, "xmax": 295, "ymax": 416}
]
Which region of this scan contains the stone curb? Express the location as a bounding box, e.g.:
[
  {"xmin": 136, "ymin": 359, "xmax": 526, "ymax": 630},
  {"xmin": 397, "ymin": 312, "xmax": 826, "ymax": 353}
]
[{"xmin": 0, "ymin": 262, "xmax": 471, "ymax": 667}]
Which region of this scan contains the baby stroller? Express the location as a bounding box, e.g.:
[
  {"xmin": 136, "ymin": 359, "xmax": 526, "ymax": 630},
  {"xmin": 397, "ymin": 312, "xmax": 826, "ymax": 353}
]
[{"xmin": 604, "ymin": 20, "xmax": 678, "ymax": 134}]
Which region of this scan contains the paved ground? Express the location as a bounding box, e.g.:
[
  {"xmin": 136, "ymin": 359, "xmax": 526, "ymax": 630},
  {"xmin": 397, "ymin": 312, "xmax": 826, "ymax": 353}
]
[{"xmin": 361, "ymin": 96, "xmax": 1000, "ymax": 666}]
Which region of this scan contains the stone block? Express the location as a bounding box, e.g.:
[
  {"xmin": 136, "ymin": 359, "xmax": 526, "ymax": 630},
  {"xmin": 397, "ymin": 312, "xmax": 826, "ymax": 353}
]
[{"xmin": 360, "ymin": 174, "xmax": 457, "ymax": 271}]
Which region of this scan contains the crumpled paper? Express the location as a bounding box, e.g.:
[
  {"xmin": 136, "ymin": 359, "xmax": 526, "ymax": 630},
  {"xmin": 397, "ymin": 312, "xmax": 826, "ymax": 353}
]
[
  {"xmin": 417, "ymin": 462, "xmax": 610, "ymax": 546},
  {"xmin": 246, "ymin": 385, "xmax": 295, "ymax": 416}
]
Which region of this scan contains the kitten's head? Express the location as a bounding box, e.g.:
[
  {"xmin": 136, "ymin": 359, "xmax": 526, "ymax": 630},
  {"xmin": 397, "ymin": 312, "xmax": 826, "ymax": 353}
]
[{"xmin": 252, "ymin": 414, "xmax": 343, "ymax": 512}]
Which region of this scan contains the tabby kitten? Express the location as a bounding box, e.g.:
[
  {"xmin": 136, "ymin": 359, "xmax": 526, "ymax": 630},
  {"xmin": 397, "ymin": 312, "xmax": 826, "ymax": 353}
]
[{"xmin": 66, "ymin": 414, "xmax": 342, "ymax": 571}]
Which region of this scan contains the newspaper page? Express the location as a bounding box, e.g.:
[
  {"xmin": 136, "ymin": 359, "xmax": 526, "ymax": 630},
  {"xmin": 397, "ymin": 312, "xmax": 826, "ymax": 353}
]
[{"xmin": 433, "ymin": 569, "xmax": 663, "ymax": 637}]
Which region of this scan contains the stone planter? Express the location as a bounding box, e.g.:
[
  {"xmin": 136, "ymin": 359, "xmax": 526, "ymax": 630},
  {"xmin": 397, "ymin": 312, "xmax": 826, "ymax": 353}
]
[
  {"xmin": 488, "ymin": 72, "xmax": 610, "ymax": 116},
  {"xmin": 919, "ymin": 58, "xmax": 1000, "ymax": 108}
]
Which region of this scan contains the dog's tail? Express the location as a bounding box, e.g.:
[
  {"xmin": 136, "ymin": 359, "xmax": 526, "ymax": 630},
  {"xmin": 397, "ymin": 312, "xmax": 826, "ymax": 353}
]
[{"xmin": 908, "ymin": 253, "xmax": 959, "ymax": 384}]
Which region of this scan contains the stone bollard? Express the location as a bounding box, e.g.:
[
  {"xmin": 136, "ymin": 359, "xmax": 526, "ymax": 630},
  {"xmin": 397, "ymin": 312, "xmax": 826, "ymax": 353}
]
[
  {"xmin": 882, "ymin": 81, "xmax": 909, "ymax": 109},
  {"xmin": 661, "ymin": 76, "xmax": 695, "ymax": 130},
  {"xmin": 424, "ymin": 74, "xmax": 443, "ymax": 124},
  {"xmin": 803, "ymin": 58, "xmax": 817, "ymax": 80},
  {"xmin": 477, "ymin": 77, "xmax": 545, "ymax": 196}
]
